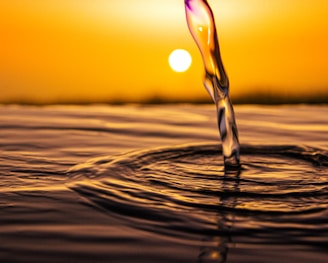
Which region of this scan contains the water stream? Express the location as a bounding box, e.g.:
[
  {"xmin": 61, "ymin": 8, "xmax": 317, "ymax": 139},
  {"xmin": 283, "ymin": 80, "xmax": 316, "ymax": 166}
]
[{"xmin": 185, "ymin": 0, "xmax": 240, "ymax": 168}]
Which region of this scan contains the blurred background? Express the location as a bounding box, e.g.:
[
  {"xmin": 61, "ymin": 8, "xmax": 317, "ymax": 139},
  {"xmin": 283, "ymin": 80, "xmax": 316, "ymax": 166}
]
[{"xmin": 1, "ymin": 0, "xmax": 327, "ymax": 104}]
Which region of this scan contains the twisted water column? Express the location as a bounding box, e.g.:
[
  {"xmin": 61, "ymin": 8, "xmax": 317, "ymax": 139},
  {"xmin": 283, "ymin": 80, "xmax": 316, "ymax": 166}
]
[{"xmin": 184, "ymin": 0, "xmax": 240, "ymax": 168}]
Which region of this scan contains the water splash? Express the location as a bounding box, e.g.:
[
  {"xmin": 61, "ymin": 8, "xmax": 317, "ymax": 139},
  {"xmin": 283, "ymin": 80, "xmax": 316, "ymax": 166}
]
[{"xmin": 184, "ymin": 0, "xmax": 240, "ymax": 168}]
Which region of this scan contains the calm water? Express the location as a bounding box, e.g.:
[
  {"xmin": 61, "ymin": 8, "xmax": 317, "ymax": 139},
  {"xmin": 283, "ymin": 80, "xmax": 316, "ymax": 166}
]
[{"xmin": 0, "ymin": 104, "xmax": 327, "ymax": 263}]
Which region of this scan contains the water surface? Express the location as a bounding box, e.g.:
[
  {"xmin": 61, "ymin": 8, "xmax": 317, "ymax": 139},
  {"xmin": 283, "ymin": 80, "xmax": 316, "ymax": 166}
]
[{"xmin": 0, "ymin": 104, "xmax": 327, "ymax": 263}]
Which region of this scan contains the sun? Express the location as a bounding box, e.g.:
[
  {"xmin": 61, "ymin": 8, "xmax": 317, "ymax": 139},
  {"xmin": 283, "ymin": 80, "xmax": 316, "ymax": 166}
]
[{"xmin": 168, "ymin": 49, "xmax": 192, "ymax": 72}]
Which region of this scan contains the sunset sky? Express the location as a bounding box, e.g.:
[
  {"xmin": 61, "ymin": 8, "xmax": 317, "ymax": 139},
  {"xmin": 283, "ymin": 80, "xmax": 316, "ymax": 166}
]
[{"xmin": 1, "ymin": 0, "xmax": 327, "ymax": 103}]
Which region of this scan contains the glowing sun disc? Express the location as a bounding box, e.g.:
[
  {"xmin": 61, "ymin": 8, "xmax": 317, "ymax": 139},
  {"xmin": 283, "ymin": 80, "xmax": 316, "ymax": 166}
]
[{"xmin": 169, "ymin": 49, "xmax": 192, "ymax": 72}]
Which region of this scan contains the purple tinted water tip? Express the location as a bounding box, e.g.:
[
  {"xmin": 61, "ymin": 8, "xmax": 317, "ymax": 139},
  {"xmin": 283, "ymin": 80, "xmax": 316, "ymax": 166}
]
[{"xmin": 185, "ymin": 0, "xmax": 192, "ymax": 11}]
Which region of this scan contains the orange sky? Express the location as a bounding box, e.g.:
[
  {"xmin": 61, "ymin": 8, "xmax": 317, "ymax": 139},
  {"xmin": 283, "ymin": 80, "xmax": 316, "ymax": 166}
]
[{"xmin": 1, "ymin": 0, "xmax": 327, "ymax": 103}]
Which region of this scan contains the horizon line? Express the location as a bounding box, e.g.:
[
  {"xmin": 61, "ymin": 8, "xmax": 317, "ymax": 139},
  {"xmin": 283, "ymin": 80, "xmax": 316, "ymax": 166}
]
[{"xmin": 1, "ymin": 94, "xmax": 327, "ymax": 106}]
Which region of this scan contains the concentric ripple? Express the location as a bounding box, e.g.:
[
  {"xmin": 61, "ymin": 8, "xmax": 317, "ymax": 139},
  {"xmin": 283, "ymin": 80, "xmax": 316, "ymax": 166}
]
[{"xmin": 67, "ymin": 144, "xmax": 328, "ymax": 244}]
